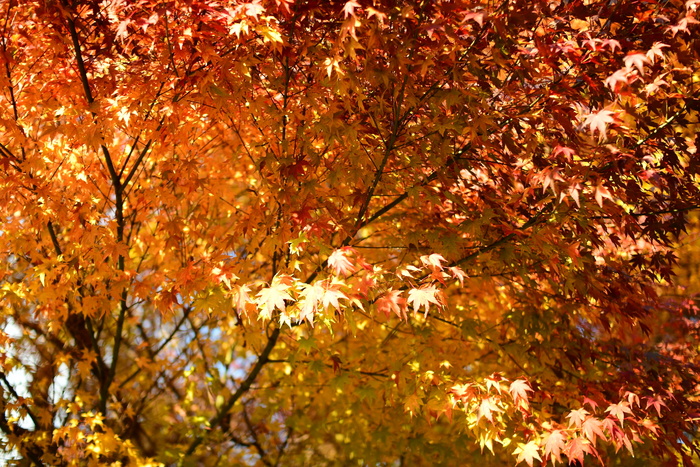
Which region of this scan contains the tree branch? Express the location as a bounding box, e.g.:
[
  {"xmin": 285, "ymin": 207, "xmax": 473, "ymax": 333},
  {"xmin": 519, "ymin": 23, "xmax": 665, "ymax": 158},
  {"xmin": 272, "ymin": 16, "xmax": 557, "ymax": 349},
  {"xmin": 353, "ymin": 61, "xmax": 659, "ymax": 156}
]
[
  {"xmin": 64, "ymin": 4, "xmax": 128, "ymax": 415},
  {"xmin": 0, "ymin": 372, "xmax": 40, "ymax": 429},
  {"xmin": 180, "ymin": 326, "xmax": 281, "ymax": 462},
  {"xmin": 119, "ymin": 306, "xmax": 193, "ymax": 389},
  {"xmin": 0, "ymin": 381, "xmax": 46, "ymax": 466},
  {"xmin": 242, "ymin": 404, "xmax": 273, "ymax": 466}
]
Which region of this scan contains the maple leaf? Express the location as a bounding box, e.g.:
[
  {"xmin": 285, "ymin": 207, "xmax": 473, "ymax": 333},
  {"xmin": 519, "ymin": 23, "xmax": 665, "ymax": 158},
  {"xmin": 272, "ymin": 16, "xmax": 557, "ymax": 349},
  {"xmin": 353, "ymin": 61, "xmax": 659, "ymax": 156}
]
[
  {"xmin": 420, "ymin": 253, "xmax": 447, "ymax": 270},
  {"xmin": 485, "ymin": 375, "xmax": 503, "ymax": 394},
  {"xmin": 297, "ymin": 282, "xmax": 325, "ymax": 324},
  {"xmin": 234, "ymin": 284, "xmax": 255, "ymax": 316},
  {"xmin": 462, "ymin": 11, "xmax": 485, "ymax": 27},
  {"xmin": 398, "ymin": 265, "xmax": 421, "ymax": 279},
  {"xmin": 256, "ymin": 275, "xmax": 294, "ymax": 321},
  {"xmin": 258, "ymin": 25, "xmax": 284, "ymax": 44},
  {"xmin": 582, "ymin": 397, "xmax": 599, "ymax": 411},
  {"xmin": 567, "ymin": 408, "xmax": 589, "ymax": 428},
  {"xmin": 353, "ymin": 274, "xmax": 376, "ymax": 297},
  {"xmin": 366, "ymin": 7, "xmax": 387, "ymax": 24},
  {"xmin": 646, "ymin": 42, "xmax": 669, "ymax": 64},
  {"xmin": 601, "ymin": 38, "xmax": 621, "ymax": 52},
  {"xmin": 645, "ymin": 396, "xmax": 667, "ymax": 416},
  {"xmin": 477, "ymin": 397, "xmax": 502, "ymax": 422},
  {"xmin": 564, "ymin": 182, "xmax": 582, "ymax": 208},
  {"xmin": 450, "ymin": 383, "xmax": 476, "ymax": 404},
  {"xmin": 605, "ymin": 402, "xmax": 632, "ymax": 425},
  {"xmin": 404, "ymin": 393, "xmax": 422, "ymax": 417},
  {"xmin": 640, "ymin": 418, "xmax": 660, "ymax": 435},
  {"xmin": 580, "ymin": 34, "xmax": 599, "ymax": 50},
  {"xmin": 553, "ymin": 145, "xmax": 576, "ymax": 160},
  {"xmin": 342, "ymin": 0, "xmax": 361, "ymax": 18},
  {"xmin": 543, "ymin": 430, "xmax": 566, "ymax": 465},
  {"xmin": 116, "ymin": 19, "xmax": 131, "ymax": 40},
  {"xmin": 539, "ymin": 166, "xmax": 565, "ymax": 195},
  {"xmin": 645, "ymin": 76, "xmax": 669, "ymax": 96},
  {"xmin": 513, "ymin": 441, "xmax": 542, "ymax": 467},
  {"xmin": 273, "ymin": 0, "xmax": 293, "ymax": 13},
  {"xmin": 594, "ymin": 182, "xmax": 614, "ymax": 207},
  {"xmin": 582, "ymin": 416, "xmax": 606, "ymax": 445},
  {"xmin": 509, "ymin": 379, "xmax": 533, "ymax": 406},
  {"xmin": 407, "ymin": 285, "xmax": 444, "ymax": 316},
  {"xmin": 211, "ymin": 267, "xmax": 238, "ymax": 289},
  {"xmin": 623, "ymin": 53, "xmax": 650, "ymax": 75},
  {"xmin": 604, "ymin": 69, "xmax": 629, "ymax": 91},
  {"xmin": 323, "ymin": 56, "xmax": 343, "ymax": 78},
  {"xmin": 328, "ymin": 247, "xmax": 356, "ymax": 276},
  {"xmin": 478, "ymin": 432, "xmax": 496, "ymax": 454},
  {"xmin": 583, "ymin": 110, "xmax": 616, "ymax": 142},
  {"xmin": 376, "ymin": 289, "xmax": 406, "ymax": 320},
  {"xmin": 288, "ymin": 231, "xmax": 309, "ymax": 255},
  {"xmin": 601, "ymin": 417, "xmax": 619, "ymax": 437},
  {"xmin": 244, "ymin": 1, "xmax": 266, "ymax": 19},
  {"xmin": 565, "ymin": 437, "xmax": 596, "ymax": 465},
  {"xmin": 669, "ymin": 16, "xmax": 699, "ymax": 36},
  {"xmin": 610, "ymin": 429, "xmax": 634, "ymax": 455},
  {"xmin": 320, "ymin": 281, "xmax": 348, "ymax": 310},
  {"xmin": 448, "ymin": 266, "xmax": 467, "ymax": 286}
]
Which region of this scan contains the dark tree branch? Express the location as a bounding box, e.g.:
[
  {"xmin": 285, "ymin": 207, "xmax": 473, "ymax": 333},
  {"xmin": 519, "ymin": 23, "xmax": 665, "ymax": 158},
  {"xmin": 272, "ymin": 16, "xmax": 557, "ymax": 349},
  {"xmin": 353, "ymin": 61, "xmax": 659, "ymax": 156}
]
[
  {"xmin": 63, "ymin": 2, "xmax": 128, "ymax": 416},
  {"xmin": 0, "ymin": 381, "xmax": 46, "ymax": 466},
  {"xmin": 0, "ymin": 372, "xmax": 41, "ymax": 429},
  {"xmin": 181, "ymin": 326, "xmax": 281, "ymax": 462},
  {"xmin": 242, "ymin": 404, "xmax": 273, "ymax": 466}
]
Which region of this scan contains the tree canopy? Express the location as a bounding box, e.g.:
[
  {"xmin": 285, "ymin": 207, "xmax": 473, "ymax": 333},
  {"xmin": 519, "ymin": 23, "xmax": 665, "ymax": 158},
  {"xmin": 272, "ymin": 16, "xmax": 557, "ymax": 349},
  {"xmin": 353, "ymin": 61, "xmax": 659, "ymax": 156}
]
[{"xmin": 1, "ymin": 0, "xmax": 699, "ymax": 465}]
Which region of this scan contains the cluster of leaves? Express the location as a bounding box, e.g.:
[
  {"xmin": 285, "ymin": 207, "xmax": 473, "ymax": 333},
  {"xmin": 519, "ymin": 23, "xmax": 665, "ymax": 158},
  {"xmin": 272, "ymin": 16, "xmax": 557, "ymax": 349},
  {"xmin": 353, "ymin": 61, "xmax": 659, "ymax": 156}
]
[{"xmin": 0, "ymin": 0, "xmax": 699, "ymax": 465}]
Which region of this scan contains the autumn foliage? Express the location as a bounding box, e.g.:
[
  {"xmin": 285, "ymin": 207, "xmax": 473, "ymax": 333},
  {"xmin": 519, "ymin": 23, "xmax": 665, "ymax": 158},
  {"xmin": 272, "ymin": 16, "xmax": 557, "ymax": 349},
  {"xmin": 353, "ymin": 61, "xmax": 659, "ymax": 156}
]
[{"xmin": 1, "ymin": 0, "xmax": 700, "ymax": 465}]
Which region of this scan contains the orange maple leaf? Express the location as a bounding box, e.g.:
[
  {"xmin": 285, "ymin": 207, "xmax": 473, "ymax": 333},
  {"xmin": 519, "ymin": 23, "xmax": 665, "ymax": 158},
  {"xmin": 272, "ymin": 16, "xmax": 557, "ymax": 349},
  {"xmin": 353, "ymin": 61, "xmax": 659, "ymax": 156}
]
[{"xmin": 376, "ymin": 289, "xmax": 406, "ymax": 320}]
